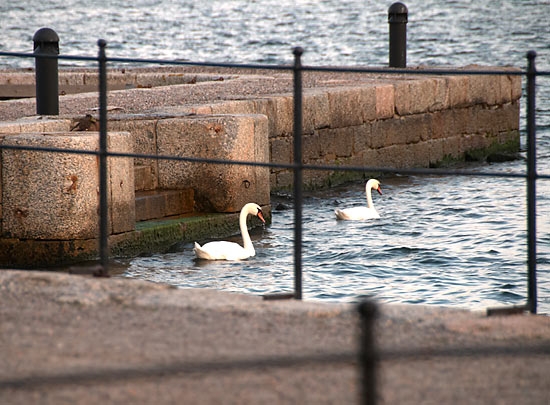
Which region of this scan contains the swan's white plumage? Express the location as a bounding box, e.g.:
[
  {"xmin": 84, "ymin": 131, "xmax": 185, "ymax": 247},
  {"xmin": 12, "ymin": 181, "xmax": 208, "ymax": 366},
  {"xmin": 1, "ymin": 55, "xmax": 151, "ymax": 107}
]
[
  {"xmin": 335, "ymin": 179, "xmax": 382, "ymax": 220},
  {"xmin": 194, "ymin": 203, "xmax": 265, "ymax": 260}
]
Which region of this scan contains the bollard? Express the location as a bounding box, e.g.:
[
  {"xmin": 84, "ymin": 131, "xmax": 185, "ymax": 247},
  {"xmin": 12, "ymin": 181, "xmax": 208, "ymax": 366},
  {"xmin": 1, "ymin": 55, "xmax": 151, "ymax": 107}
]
[
  {"xmin": 358, "ymin": 300, "xmax": 378, "ymax": 405},
  {"xmin": 388, "ymin": 2, "xmax": 408, "ymax": 68},
  {"xmin": 33, "ymin": 28, "xmax": 59, "ymax": 115}
]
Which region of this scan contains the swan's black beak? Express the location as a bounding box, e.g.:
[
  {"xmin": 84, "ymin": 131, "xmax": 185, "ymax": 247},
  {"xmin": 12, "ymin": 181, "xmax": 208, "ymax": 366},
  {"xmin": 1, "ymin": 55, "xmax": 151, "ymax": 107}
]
[
  {"xmin": 376, "ymin": 186, "xmax": 382, "ymax": 195},
  {"xmin": 257, "ymin": 209, "xmax": 266, "ymax": 223}
]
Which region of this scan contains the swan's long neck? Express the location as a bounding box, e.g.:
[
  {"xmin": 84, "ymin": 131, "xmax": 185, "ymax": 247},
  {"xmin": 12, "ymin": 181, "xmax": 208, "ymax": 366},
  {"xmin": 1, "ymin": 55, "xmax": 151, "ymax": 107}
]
[
  {"xmin": 366, "ymin": 184, "xmax": 375, "ymax": 209},
  {"xmin": 239, "ymin": 208, "xmax": 254, "ymax": 253}
]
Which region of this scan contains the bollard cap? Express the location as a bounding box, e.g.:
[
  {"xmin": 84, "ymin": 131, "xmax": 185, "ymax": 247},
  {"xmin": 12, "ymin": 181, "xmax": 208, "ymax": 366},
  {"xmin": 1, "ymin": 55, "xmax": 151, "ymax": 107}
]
[
  {"xmin": 33, "ymin": 28, "xmax": 60, "ymax": 53},
  {"xmin": 388, "ymin": 2, "xmax": 408, "ymax": 23}
]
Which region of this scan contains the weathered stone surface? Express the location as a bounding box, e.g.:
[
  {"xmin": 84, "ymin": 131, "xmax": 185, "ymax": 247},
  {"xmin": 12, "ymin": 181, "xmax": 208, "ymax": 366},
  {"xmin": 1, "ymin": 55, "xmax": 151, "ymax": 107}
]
[
  {"xmin": 0, "ymin": 237, "xmax": 99, "ymax": 268},
  {"xmin": 469, "ymin": 73, "xmax": 501, "ymax": 105},
  {"xmin": 317, "ymin": 127, "xmax": 354, "ymax": 158},
  {"xmin": 451, "ymin": 107, "xmax": 477, "ymax": 135},
  {"xmin": 406, "ymin": 113, "xmax": 432, "ymax": 143},
  {"xmin": 2, "ymin": 132, "xmax": 100, "ymax": 239},
  {"xmin": 303, "ymin": 89, "xmax": 330, "ymax": 133},
  {"xmin": 463, "ymin": 66, "xmax": 522, "ymax": 105},
  {"xmin": 352, "ymin": 123, "xmax": 373, "ymax": 155},
  {"xmin": 108, "ymin": 132, "xmax": 136, "ymax": 234},
  {"xmin": 431, "ymin": 109, "xmax": 452, "ymax": 139},
  {"xmin": 1, "ymin": 131, "xmax": 134, "ymax": 239},
  {"xmin": 156, "ymin": 114, "xmax": 269, "ymax": 212},
  {"xmin": 407, "ymin": 141, "xmax": 431, "ymax": 167},
  {"xmin": 398, "ymin": 79, "xmax": 425, "ymax": 115},
  {"xmin": 210, "ymin": 99, "xmax": 256, "ymax": 115},
  {"xmin": 446, "ymin": 75, "xmax": 470, "ymax": 108},
  {"xmin": 271, "ymin": 95, "xmax": 294, "ymax": 136},
  {"xmin": 108, "ymin": 116, "xmax": 159, "ymax": 190},
  {"xmin": 270, "ymin": 136, "xmax": 292, "ymax": 165},
  {"xmin": 0, "ymin": 116, "xmax": 71, "ymax": 134},
  {"xmin": 429, "ymin": 138, "xmax": 446, "ymax": 164},
  {"xmin": 510, "ymin": 74, "xmax": 522, "ymax": 101},
  {"xmin": 327, "ymin": 87, "xmax": 364, "ymax": 128},
  {"xmin": 251, "ymin": 98, "xmax": 277, "ymax": 137},
  {"xmin": 430, "ymin": 77, "xmax": 449, "ymax": 111},
  {"xmin": 274, "ymin": 170, "xmax": 294, "ymax": 190},
  {"xmin": 303, "ymin": 132, "xmax": 321, "ymax": 161},
  {"xmin": 371, "ymin": 119, "xmax": 403, "ymax": 149},
  {"xmin": 394, "ymin": 77, "xmax": 448, "ymax": 116},
  {"xmin": 357, "ymin": 85, "xmax": 377, "ymax": 122},
  {"xmin": 135, "ymin": 189, "xmax": 194, "ymax": 221},
  {"xmin": 375, "ymin": 83, "xmax": 395, "ymax": 119},
  {"xmin": 443, "ymin": 135, "xmax": 463, "ymax": 159},
  {"xmin": 134, "ymin": 165, "xmax": 155, "ymax": 191},
  {"xmin": 498, "ymin": 101, "xmax": 520, "ymax": 132}
]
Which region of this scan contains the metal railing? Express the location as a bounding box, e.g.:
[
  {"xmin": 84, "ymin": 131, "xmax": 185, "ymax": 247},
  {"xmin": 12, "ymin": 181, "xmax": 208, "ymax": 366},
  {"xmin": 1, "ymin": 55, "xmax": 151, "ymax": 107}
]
[{"xmin": 1, "ymin": 38, "xmax": 549, "ymax": 404}]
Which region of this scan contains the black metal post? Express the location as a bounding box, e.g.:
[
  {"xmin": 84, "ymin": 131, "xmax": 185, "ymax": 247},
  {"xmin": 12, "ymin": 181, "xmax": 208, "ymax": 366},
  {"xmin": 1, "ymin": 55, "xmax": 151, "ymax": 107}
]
[
  {"xmin": 97, "ymin": 39, "xmax": 109, "ymax": 277},
  {"xmin": 358, "ymin": 300, "xmax": 378, "ymax": 405},
  {"xmin": 388, "ymin": 2, "xmax": 408, "ymax": 68},
  {"xmin": 292, "ymin": 47, "xmax": 304, "ymax": 300},
  {"xmin": 526, "ymin": 50, "xmax": 537, "ymax": 314},
  {"xmin": 33, "ymin": 28, "xmax": 59, "ymax": 115}
]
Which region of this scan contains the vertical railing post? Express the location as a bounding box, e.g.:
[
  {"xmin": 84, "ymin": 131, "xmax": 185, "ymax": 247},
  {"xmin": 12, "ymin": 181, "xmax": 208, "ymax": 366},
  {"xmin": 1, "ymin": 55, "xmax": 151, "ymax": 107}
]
[
  {"xmin": 388, "ymin": 2, "xmax": 408, "ymax": 68},
  {"xmin": 526, "ymin": 50, "xmax": 537, "ymax": 314},
  {"xmin": 97, "ymin": 39, "xmax": 110, "ymax": 277},
  {"xmin": 358, "ymin": 300, "xmax": 378, "ymax": 405},
  {"xmin": 292, "ymin": 47, "xmax": 304, "ymax": 300},
  {"xmin": 33, "ymin": 28, "xmax": 59, "ymax": 115}
]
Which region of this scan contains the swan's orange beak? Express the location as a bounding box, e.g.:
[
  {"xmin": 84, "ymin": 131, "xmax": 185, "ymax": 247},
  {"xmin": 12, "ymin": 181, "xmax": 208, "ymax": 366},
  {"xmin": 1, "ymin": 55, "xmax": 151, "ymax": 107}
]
[
  {"xmin": 376, "ymin": 186, "xmax": 382, "ymax": 195},
  {"xmin": 257, "ymin": 210, "xmax": 266, "ymax": 223}
]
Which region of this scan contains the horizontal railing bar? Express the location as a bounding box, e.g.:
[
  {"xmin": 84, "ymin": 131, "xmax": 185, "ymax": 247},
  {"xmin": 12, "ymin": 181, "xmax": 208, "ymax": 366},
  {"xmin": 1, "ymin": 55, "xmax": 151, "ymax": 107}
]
[
  {"xmin": 0, "ymin": 143, "xmax": 288, "ymax": 170},
  {"xmin": 0, "ymin": 51, "xmax": 292, "ymax": 71},
  {"xmin": 1, "ymin": 343, "xmax": 548, "ymax": 390},
  {"xmin": 0, "ymin": 51, "xmax": 96, "ymax": 62},
  {"xmin": 103, "ymin": 57, "xmax": 292, "ymax": 71},
  {"xmin": 2, "ymin": 51, "xmax": 550, "ymax": 76},
  {"xmin": 302, "ymin": 65, "xmax": 527, "ymax": 76},
  {"xmin": 302, "ymin": 65, "xmax": 550, "ymax": 76},
  {"xmin": 303, "ymin": 163, "xmax": 538, "ymax": 179},
  {"xmin": 1, "ymin": 143, "xmax": 549, "ymax": 180}
]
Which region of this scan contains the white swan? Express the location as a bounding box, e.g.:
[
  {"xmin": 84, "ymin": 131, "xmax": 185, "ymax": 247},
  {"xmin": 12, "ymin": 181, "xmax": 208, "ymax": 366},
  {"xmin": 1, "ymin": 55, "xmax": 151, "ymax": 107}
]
[
  {"xmin": 335, "ymin": 179, "xmax": 382, "ymax": 220},
  {"xmin": 194, "ymin": 203, "xmax": 266, "ymax": 260}
]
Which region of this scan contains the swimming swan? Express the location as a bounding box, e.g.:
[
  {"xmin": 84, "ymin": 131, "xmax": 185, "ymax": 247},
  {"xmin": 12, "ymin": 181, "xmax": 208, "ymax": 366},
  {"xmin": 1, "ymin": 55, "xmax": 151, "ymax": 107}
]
[
  {"xmin": 334, "ymin": 179, "xmax": 382, "ymax": 220},
  {"xmin": 194, "ymin": 203, "xmax": 266, "ymax": 260}
]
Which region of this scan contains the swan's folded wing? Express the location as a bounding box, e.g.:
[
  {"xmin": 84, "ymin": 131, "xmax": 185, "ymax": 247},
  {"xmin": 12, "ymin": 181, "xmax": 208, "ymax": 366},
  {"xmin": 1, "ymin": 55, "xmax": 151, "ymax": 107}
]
[
  {"xmin": 194, "ymin": 241, "xmax": 250, "ymax": 260},
  {"xmin": 335, "ymin": 207, "xmax": 379, "ymax": 220}
]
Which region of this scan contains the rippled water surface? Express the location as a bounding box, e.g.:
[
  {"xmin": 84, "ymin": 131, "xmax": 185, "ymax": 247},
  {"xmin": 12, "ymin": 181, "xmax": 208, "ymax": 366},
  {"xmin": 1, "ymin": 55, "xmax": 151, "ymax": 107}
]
[
  {"xmin": 122, "ymin": 169, "xmax": 550, "ymax": 313},
  {"xmin": 2, "ymin": 0, "xmax": 549, "ymax": 312}
]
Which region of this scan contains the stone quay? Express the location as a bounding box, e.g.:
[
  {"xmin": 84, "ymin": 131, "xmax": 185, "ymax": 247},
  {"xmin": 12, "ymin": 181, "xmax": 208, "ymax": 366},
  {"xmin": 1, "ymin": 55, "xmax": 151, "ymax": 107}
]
[{"xmin": 0, "ymin": 65, "xmax": 521, "ymax": 267}]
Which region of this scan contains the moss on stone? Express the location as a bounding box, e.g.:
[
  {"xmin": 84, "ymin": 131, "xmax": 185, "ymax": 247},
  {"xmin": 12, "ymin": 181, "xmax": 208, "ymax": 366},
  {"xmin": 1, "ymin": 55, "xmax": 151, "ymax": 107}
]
[{"xmin": 464, "ymin": 135, "xmax": 521, "ymax": 162}]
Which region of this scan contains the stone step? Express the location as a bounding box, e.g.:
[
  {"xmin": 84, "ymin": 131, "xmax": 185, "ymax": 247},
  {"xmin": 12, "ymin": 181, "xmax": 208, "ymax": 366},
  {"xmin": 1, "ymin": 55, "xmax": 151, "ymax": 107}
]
[
  {"xmin": 135, "ymin": 189, "xmax": 194, "ymax": 222},
  {"xmin": 134, "ymin": 165, "xmax": 156, "ymax": 192}
]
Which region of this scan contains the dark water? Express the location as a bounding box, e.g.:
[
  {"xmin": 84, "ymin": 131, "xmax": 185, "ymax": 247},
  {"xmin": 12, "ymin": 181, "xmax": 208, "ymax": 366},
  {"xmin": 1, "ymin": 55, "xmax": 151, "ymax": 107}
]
[{"xmin": 1, "ymin": 0, "xmax": 549, "ymax": 313}]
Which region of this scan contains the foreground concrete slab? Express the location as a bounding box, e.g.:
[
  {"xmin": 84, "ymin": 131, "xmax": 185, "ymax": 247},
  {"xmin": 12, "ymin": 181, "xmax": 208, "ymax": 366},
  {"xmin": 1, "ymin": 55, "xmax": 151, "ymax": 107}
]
[{"xmin": 0, "ymin": 270, "xmax": 548, "ymax": 404}]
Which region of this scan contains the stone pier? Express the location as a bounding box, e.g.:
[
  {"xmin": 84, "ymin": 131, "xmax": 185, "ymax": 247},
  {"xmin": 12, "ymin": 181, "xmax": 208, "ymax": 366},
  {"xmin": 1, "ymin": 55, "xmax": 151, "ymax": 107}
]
[{"xmin": 0, "ymin": 66, "xmax": 521, "ymax": 266}]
